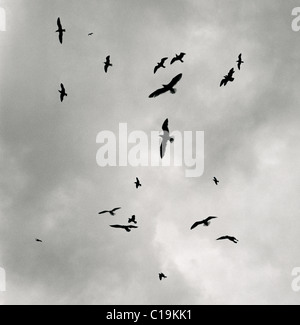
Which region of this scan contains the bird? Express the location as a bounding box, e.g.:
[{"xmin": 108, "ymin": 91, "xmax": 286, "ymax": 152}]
[
  {"xmin": 191, "ymin": 217, "xmax": 218, "ymax": 230},
  {"xmin": 213, "ymin": 177, "xmax": 220, "ymax": 185},
  {"xmin": 35, "ymin": 239, "xmax": 43, "ymax": 243},
  {"xmin": 128, "ymin": 215, "xmax": 137, "ymax": 224},
  {"xmin": 159, "ymin": 273, "xmax": 167, "ymax": 281},
  {"xmin": 149, "ymin": 73, "xmax": 183, "ymax": 98},
  {"xmin": 110, "ymin": 225, "xmax": 138, "ymax": 233},
  {"xmin": 56, "ymin": 18, "xmax": 66, "ymax": 44},
  {"xmin": 217, "ymin": 236, "xmax": 239, "ymax": 244},
  {"xmin": 170, "ymin": 53, "xmax": 186, "ymax": 65},
  {"xmin": 59, "ymin": 83, "xmax": 68, "ymax": 102},
  {"xmin": 88, "ymin": 33, "xmax": 94, "ymax": 36},
  {"xmin": 237, "ymin": 54, "xmax": 244, "ymax": 70},
  {"xmin": 135, "ymin": 178, "xmax": 142, "ymax": 189},
  {"xmin": 154, "ymin": 57, "xmax": 168, "ymax": 74},
  {"xmin": 220, "ymin": 68, "xmax": 235, "ymax": 87},
  {"xmin": 160, "ymin": 119, "xmax": 174, "ymax": 159},
  {"xmin": 98, "ymin": 208, "xmax": 121, "ymax": 216},
  {"xmin": 104, "ymin": 56, "xmax": 113, "ymax": 73}
]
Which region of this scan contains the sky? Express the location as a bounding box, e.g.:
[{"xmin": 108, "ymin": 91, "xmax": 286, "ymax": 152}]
[{"xmin": 0, "ymin": 0, "xmax": 300, "ymax": 305}]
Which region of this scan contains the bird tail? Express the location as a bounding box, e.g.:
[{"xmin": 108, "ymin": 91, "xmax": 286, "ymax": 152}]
[{"xmin": 170, "ymin": 88, "xmax": 177, "ymax": 94}]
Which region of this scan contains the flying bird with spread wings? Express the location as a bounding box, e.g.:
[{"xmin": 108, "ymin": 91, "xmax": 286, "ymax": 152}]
[
  {"xmin": 149, "ymin": 73, "xmax": 183, "ymax": 98},
  {"xmin": 56, "ymin": 18, "xmax": 66, "ymax": 44},
  {"xmin": 59, "ymin": 83, "xmax": 68, "ymax": 102},
  {"xmin": 128, "ymin": 215, "xmax": 137, "ymax": 224},
  {"xmin": 135, "ymin": 178, "xmax": 142, "ymax": 189},
  {"xmin": 191, "ymin": 217, "xmax": 218, "ymax": 230},
  {"xmin": 110, "ymin": 225, "xmax": 138, "ymax": 233},
  {"xmin": 159, "ymin": 273, "xmax": 167, "ymax": 281},
  {"xmin": 88, "ymin": 33, "xmax": 94, "ymax": 36},
  {"xmin": 237, "ymin": 54, "xmax": 244, "ymax": 70},
  {"xmin": 160, "ymin": 119, "xmax": 174, "ymax": 159},
  {"xmin": 98, "ymin": 208, "xmax": 121, "ymax": 216},
  {"xmin": 170, "ymin": 53, "xmax": 186, "ymax": 65},
  {"xmin": 104, "ymin": 56, "xmax": 113, "ymax": 73},
  {"xmin": 154, "ymin": 57, "xmax": 168, "ymax": 74},
  {"xmin": 35, "ymin": 239, "xmax": 43, "ymax": 243},
  {"xmin": 217, "ymin": 236, "xmax": 239, "ymax": 244},
  {"xmin": 220, "ymin": 68, "xmax": 235, "ymax": 87},
  {"xmin": 213, "ymin": 177, "xmax": 220, "ymax": 185}
]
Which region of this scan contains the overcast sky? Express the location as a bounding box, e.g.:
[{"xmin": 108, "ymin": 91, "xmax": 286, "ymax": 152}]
[{"xmin": 1, "ymin": 0, "xmax": 300, "ymax": 305}]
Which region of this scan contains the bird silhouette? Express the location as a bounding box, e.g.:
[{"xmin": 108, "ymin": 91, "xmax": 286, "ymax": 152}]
[
  {"xmin": 110, "ymin": 225, "xmax": 138, "ymax": 233},
  {"xmin": 88, "ymin": 33, "xmax": 94, "ymax": 36},
  {"xmin": 160, "ymin": 119, "xmax": 174, "ymax": 159},
  {"xmin": 104, "ymin": 56, "xmax": 113, "ymax": 73},
  {"xmin": 98, "ymin": 208, "xmax": 121, "ymax": 216},
  {"xmin": 159, "ymin": 273, "xmax": 167, "ymax": 281},
  {"xmin": 154, "ymin": 57, "xmax": 168, "ymax": 74},
  {"xmin": 220, "ymin": 68, "xmax": 235, "ymax": 87},
  {"xmin": 135, "ymin": 178, "xmax": 142, "ymax": 189},
  {"xmin": 237, "ymin": 54, "xmax": 244, "ymax": 70},
  {"xmin": 170, "ymin": 53, "xmax": 186, "ymax": 65},
  {"xmin": 56, "ymin": 18, "xmax": 66, "ymax": 44},
  {"xmin": 128, "ymin": 215, "xmax": 137, "ymax": 224},
  {"xmin": 217, "ymin": 236, "xmax": 239, "ymax": 244},
  {"xmin": 59, "ymin": 83, "xmax": 68, "ymax": 102},
  {"xmin": 35, "ymin": 238, "xmax": 43, "ymax": 243},
  {"xmin": 213, "ymin": 177, "xmax": 220, "ymax": 185},
  {"xmin": 191, "ymin": 217, "xmax": 218, "ymax": 230},
  {"xmin": 149, "ymin": 73, "xmax": 183, "ymax": 98}
]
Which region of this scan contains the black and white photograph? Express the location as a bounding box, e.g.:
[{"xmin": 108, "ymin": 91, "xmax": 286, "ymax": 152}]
[{"xmin": 1, "ymin": 0, "xmax": 300, "ymax": 308}]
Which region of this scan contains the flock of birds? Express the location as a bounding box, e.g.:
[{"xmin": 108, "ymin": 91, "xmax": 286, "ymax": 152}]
[{"xmin": 36, "ymin": 18, "xmax": 244, "ymax": 282}]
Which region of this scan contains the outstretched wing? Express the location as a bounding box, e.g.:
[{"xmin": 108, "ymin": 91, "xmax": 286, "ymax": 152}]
[
  {"xmin": 170, "ymin": 57, "xmax": 177, "ymax": 65},
  {"xmin": 154, "ymin": 65, "xmax": 159, "ymax": 74},
  {"xmin": 191, "ymin": 221, "xmax": 203, "ymax": 230},
  {"xmin": 104, "ymin": 64, "xmax": 108, "ymax": 73},
  {"xmin": 206, "ymin": 216, "xmax": 217, "ymax": 222},
  {"xmin": 99, "ymin": 210, "xmax": 109, "ymax": 215},
  {"xmin": 61, "ymin": 84, "xmax": 65, "ymax": 92},
  {"xmin": 162, "ymin": 119, "xmax": 169, "ymax": 132},
  {"xmin": 217, "ymin": 236, "xmax": 228, "ymax": 241},
  {"xmin": 168, "ymin": 74, "xmax": 183, "ymax": 88},
  {"xmin": 59, "ymin": 32, "xmax": 63, "ymax": 44},
  {"xmin": 57, "ymin": 18, "xmax": 62, "ymax": 30},
  {"xmin": 112, "ymin": 207, "xmax": 121, "ymax": 213},
  {"xmin": 160, "ymin": 138, "xmax": 168, "ymax": 159},
  {"xmin": 149, "ymin": 87, "xmax": 167, "ymax": 98},
  {"xmin": 238, "ymin": 54, "xmax": 242, "ymax": 61},
  {"xmin": 110, "ymin": 225, "xmax": 123, "ymax": 229},
  {"xmin": 228, "ymin": 68, "xmax": 235, "ymax": 77},
  {"xmin": 161, "ymin": 57, "xmax": 168, "ymax": 64},
  {"xmin": 106, "ymin": 56, "xmax": 110, "ymax": 63}
]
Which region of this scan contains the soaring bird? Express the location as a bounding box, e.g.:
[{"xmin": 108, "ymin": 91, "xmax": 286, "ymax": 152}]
[
  {"xmin": 104, "ymin": 56, "xmax": 113, "ymax": 73},
  {"xmin": 170, "ymin": 53, "xmax": 186, "ymax": 65},
  {"xmin": 135, "ymin": 178, "xmax": 142, "ymax": 189},
  {"xmin": 159, "ymin": 273, "xmax": 167, "ymax": 281},
  {"xmin": 154, "ymin": 57, "xmax": 168, "ymax": 74},
  {"xmin": 35, "ymin": 239, "xmax": 43, "ymax": 243},
  {"xmin": 191, "ymin": 217, "xmax": 218, "ymax": 230},
  {"xmin": 128, "ymin": 215, "xmax": 137, "ymax": 224},
  {"xmin": 149, "ymin": 73, "xmax": 183, "ymax": 98},
  {"xmin": 98, "ymin": 208, "xmax": 121, "ymax": 216},
  {"xmin": 220, "ymin": 68, "xmax": 235, "ymax": 87},
  {"xmin": 217, "ymin": 236, "xmax": 239, "ymax": 244},
  {"xmin": 88, "ymin": 33, "xmax": 94, "ymax": 36},
  {"xmin": 237, "ymin": 54, "xmax": 244, "ymax": 70},
  {"xmin": 213, "ymin": 177, "xmax": 220, "ymax": 185},
  {"xmin": 160, "ymin": 119, "xmax": 174, "ymax": 159},
  {"xmin": 56, "ymin": 18, "xmax": 66, "ymax": 44},
  {"xmin": 110, "ymin": 225, "xmax": 138, "ymax": 233},
  {"xmin": 59, "ymin": 83, "xmax": 68, "ymax": 102}
]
